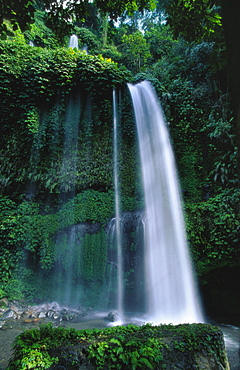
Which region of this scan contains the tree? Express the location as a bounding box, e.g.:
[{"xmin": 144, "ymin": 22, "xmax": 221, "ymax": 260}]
[{"xmin": 120, "ymin": 31, "xmax": 151, "ymax": 73}]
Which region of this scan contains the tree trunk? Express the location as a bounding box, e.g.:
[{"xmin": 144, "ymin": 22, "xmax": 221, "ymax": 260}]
[{"xmin": 102, "ymin": 13, "xmax": 108, "ymax": 47}]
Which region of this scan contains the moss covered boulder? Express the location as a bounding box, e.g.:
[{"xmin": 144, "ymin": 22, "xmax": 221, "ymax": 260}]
[{"xmin": 8, "ymin": 323, "xmax": 230, "ymax": 369}]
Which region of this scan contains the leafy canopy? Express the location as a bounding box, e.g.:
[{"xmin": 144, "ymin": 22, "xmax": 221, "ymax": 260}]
[{"xmin": 0, "ymin": 0, "xmax": 156, "ymax": 38}]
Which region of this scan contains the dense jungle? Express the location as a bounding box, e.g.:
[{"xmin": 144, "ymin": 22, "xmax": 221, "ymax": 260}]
[{"xmin": 0, "ymin": 0, "xmax": 239, "ymax": 335}]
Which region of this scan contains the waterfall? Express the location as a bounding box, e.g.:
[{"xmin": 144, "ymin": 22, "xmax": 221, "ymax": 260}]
[
  {"xmin": 81, "ymin": 45, "xmax": 88, "ymax": 54},
  {"xmin": 113, "ymin": 90, "xmax": 124, "ymax": 318},
  {"xmin": 69, "ymin": 34, "xmax": 78, "ymax": 49},
  {"xmin": 128, "ymin": 80, "xmax": 204, "ymax": 324}
]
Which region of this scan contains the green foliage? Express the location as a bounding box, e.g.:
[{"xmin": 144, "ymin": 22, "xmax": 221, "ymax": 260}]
[
  {"xmin": 0, "ymin": 2, "xmax": 239, "ymax": 326},
  {"xmin": 0, "ymin": 39, "xmax": 128, "ymax": 101},
  {"xmin": 73, "ymin": 26, "xmax": 100, "ymax": 53},
  {"xmin": 0, "ymin": 38, "xmax": 131, "ymax": 195},
  {"xmin": 186, "ymin": 189, "xmax": 240, "ymax": 277},
  {"xmin": 0, "ymin": 191, "xmax": 112, "ymax": 300},
  {"xmin": 141, "ymin": 27, "xmax": 231, "ymax": 201},
  {"xmin": 0, "ymin": 0, "xmax": 35, "ymax": 38},
  {"xmin": 8, "ymin": 323, "xmax": 81, "ymax": 370},
  {"xmin": 145, "ymin": 24, "xmax": 177, "ymax": 63},
  {"xmin": 0, "ymin": 0, "xmax": 156, "ymax": 40},
  {"xmin": 0, "ymin": 196, "xmax": 23, "ymax": 287},
  {"xmin": 88, "ymin": 332, "xmax": 164, "ymax": 369},
  {"xmin": 55, "ymin": 227, "xmax": 107, "ymax": 286},
  {"xmin": 59, "ymin": 190, "xmax": 114, "ymax": 224},
  {"xmin": 82, "ymin": 231, "xmax": 107, "ymax": 281},
  {"xmin": 92, "ymin": 0, "xmax": 156, "ymax": 20},
  {"xmin": 24, "ymin": 10, "xmax": 59, "ymax": 48},
  {"xmin": 204, "ymin": 116, "xmax": 238, "ymax": 187},
  {"xmin": 8, "ymin": 323, "xmax": 226, "ymax": 370},
  {"xmin": 17, "ymin": 349, "xmax": 57, "ymax": 369},
  {"xmin": 166, "ymin": 0, "xmax": 222, "ymax": 42}
]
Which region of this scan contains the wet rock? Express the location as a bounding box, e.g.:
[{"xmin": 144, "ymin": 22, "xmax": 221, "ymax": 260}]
[
  {"xmin": 0, "ymin": 309, "xmax": 18, "ymax": 321},
  {"xmin": 21, "ymin": 307, "xmax": 38, "ymax": 319},
  {"xmin": 38, "ymin": 311, "xmax": 46, "ymax": 318},
  {"xmin": 21, "ymin": 311, "xmax": 31, "ymax": 319},
  {"xmin": 49, "ymin": 344, "xmax": 95, "ymax": 370},
  {"xmin": 46, "ymin": 309, "xmax": 55, "ymax": 318},
  {"xmin": 52, "ymin": 312, "xmax": 61, "ymax": 320},
  {"xmin": 48, "ymin": 302, "xmax": 61, "ymax": 311},
  {"xmin": 10, "ymin": 303, "xmax": 21, "ymax": 312},
  {"xmin": 61, "ymin": 308, "xmax": 68, "ymax": 315},
  {"xmin": 62, "ymin": 313, "xmax": 78, "ymax": 322},
  {"xmin": 107, "ymin": 311, "xmax": 120, "ymax": 322}
]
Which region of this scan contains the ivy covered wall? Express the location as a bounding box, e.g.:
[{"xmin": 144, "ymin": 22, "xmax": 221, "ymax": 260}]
[{"xmin": 0, "ymin": 39, "xmax": 146, "ymax": 307}]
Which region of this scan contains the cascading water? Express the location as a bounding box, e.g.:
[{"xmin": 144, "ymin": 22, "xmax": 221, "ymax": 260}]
[
  {"xmin": 128, "ymin": 80, "xmax": 204, "ymax": 324},
  {"xmin": 69, "ymin": 34, "xmax": 78, "ymax": 49},
  {"xmin": 81, "ymin": 45, "xmax": 88, "ymax": 54},
  {"xmin": 113, "ymin": 90, "xmax": 124, "ymax": 319}
]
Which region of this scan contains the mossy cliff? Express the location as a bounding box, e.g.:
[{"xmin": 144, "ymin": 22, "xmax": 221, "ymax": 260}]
[{"xmin": 0, "ymin": 38, "xmax": 239, "ymax": 323}]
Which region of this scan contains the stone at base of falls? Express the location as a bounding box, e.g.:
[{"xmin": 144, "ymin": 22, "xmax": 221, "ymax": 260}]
[
  {"xmin": 7, "ymin": 323, "xmax": 230, "ymax": 370},
  {"xmin": 106, "ymin": 310, "xmax": 121, "ymax": 322},
  {"xmin": 0, "ymin": 309, "xmax": 18, "ymax": 320}
]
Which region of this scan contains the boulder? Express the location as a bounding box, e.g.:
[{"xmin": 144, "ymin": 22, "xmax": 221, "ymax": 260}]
[{"xmin": 106, "ymin": 310, "xmax": 121, "ymax": 322}]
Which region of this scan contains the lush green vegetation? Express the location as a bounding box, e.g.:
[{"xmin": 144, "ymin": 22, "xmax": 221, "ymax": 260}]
[
  {"xmin": 0, "ymin": 0, "xmax": 239, "ymax": 324},
  {"xmin": 8, "ymin": 323, "xmax": 227, "ymax": 369}
]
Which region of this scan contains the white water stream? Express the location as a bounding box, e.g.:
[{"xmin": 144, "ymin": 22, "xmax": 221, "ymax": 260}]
[
  {"xmin": 69, "ymin": 34, "xmax": 79, "ymax": 49},
  {"xmin": 128, "ymin": 80, "xmax": 204, "ymax": 324},
  {"xmin": 113, "ymin": 90, "xmax": 124, "ymax": 318}
]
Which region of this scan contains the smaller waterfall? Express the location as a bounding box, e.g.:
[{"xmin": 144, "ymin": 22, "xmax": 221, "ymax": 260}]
[
  {"xmin": 113, "ymin": 90, "xmax": 124, "ymax": 319},
  {"xmin": 81, "ymin": 45, "xmax": 88, "ymax": 54},
  {"xmin": 69, "ymin": 34, "xmax": 78, "ymax": 49},
  {"xmin": 128, "ymin": 80, "xmax": 204, "ymax": 324},
  {"xmin": 106, "ymin": 261, "xmax": 117, "ymax": 308}
]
